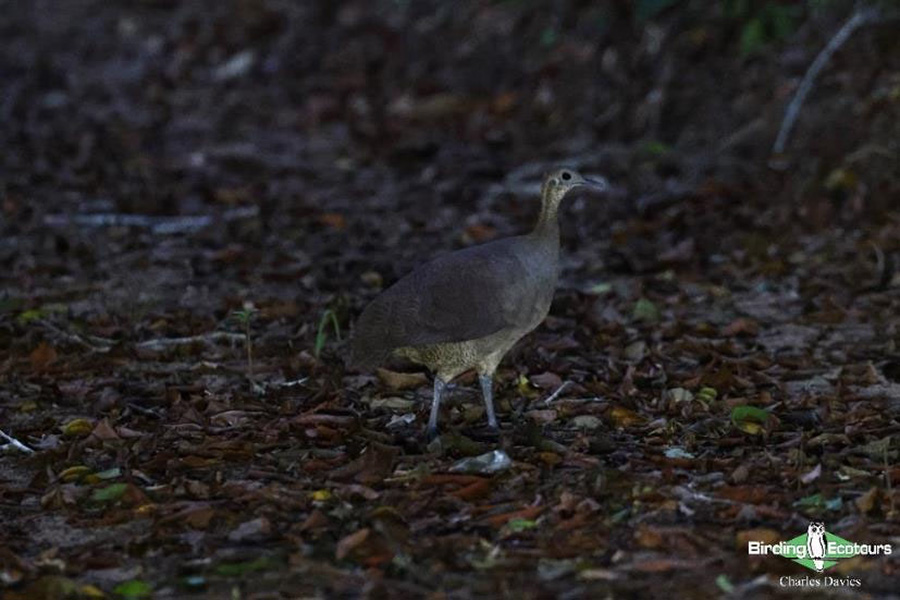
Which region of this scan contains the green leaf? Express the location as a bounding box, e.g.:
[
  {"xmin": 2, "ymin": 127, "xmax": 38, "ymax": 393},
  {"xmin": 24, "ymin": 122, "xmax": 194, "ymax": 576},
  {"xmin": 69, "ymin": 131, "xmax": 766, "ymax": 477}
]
[
  {"xmin": 639, "ymin": 140, "xmax": 671, "ymax": 157},
  {"xmin": 587, "ymin": 281, "xmax": 612, "ymax": 295},
  {"xmin": 740, "ymin": 18, "xmax": 766, "ymax": 56},
  {"xmin": 632, "ymin": 298, "xmax": 659, "ymax": 323},
  {"xmin": 730, "ymin": 405, "xmax": 771, "ymax": 435},
  {"xmin": 91, "ymin": 482, "xmax": 128, "ymax": 502},
  {"xmin": 314, "ymin": 309, "xmax": 342, "ymax": 358},
  {"xmin": 214, "ymin": 556, "xmax": 279, "ymax": 577},
  {"xmin": 17, "ymin": 309, "xmax": 46, "ymax": 325},
  {"xmin": 113, "ymin": 579, "xmax": 152, "ymax": 599},
  {"xmin": 94, "ymin": 467, "xmax": 122, "ymax": 480},
  {"xmin": 715, "ymin": 574, "xmax": 735, "ymax": 593},
  {"xmin": 505, "ymin": 518, "xmax": 538, "ymax": 533},
  {"xmin": 793, "ymin": 493, "xmax": 843, "ymax": 513},
  {"xmin": 697, "ymin": 386, "xmax": 718, "ymax": 402}
]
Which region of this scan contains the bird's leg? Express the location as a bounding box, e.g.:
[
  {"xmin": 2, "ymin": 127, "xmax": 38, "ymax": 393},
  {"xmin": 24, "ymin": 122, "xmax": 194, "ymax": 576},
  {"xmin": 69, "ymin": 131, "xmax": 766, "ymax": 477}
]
[
  {"xmin": 479, "ymin": 373, "xmax": 498, "ymax": 431},
  {"xmin": 427, "ymin": 377, "xmax": 448, "ymax": 440}
]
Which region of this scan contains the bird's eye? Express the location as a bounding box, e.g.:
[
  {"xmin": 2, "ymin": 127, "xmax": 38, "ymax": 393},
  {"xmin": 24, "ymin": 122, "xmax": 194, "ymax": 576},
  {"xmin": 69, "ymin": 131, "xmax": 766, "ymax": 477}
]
[{"xmin": 561, "ymin": 171, "xmax": 571, "ymax": 181}]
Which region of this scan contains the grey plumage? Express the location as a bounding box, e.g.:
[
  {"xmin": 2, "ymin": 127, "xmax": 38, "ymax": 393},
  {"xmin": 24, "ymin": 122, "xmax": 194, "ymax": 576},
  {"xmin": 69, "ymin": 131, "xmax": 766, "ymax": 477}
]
[
  {"xmin": 350, "ymin": 236, "xmax": 555, "ymax": 369},
  {"xmin": 351, "ymin": 168, "xmax": 607, "ymax": 437}
]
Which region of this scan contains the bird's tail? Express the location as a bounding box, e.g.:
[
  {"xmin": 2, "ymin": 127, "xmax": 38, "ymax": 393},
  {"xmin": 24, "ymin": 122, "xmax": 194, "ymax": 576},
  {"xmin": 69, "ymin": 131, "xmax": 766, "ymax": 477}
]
[{"xmin": 813, "ymin": 559, "xmax": 824, "ymax": 572}]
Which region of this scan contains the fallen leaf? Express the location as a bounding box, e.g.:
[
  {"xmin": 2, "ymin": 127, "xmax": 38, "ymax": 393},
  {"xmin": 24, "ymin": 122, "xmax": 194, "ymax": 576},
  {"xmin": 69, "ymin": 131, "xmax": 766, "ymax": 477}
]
[
  {"xmin": 90, "ymin": 418, "xmax": 120, "ymax": 441},
  {"xmin": 634, "ymin": 525, "xmax": 664, "ymax": 549},
  {"xmin": 632, "ymin": 298, "xmax": 659, "ymax": 323},
  {"xmin": 91, "ymin": 482, "xmax": 128, "ymax": 502},
  {"xmin": 29, "ymin": 342, "xmax": 57, "ymax": 371},
  {"xmin": 486, "ymin": 505, "xmax": 543, "ymax": 528},
  {"xmin": 525, "ymin": 409, "xmax": 557, "ymax": 424},
  {"xmin": 854, "ymin": 487, "xmax": 880, "ymax": 514},
  {"xmin": 369, "ymin": 396, "xmax": 415, "ymax": 411},
  {"xmin": 609, "ymin": 406, "xmax": 644, "ymax": 428},
  {"xmin": 376, "ymin": 369, "xmax": 428, "ymax": 391},
  {"xmin": 59, "ymin": 466, "xmax": 92, "ymax": 483},
  {"xmin": 335, "ymin": 528, "xmax": 370, "ymax": 560},
  {"xmin": 113, "ymin": 580, "xmax": 152, "ymax": 600},
  {"xmin": 331, "ymin": 442, "xmax": 399, "ymax": 484},
  {"xmin": 800, "ymin": 463, "xmax": 821, "ymax": 485},
  {"xmin": 449, "ymin": 450, "xmax": 512, "ymax": 475},
  {"xmin": 730, "ymin": 406, "xmax": 774, "ymax": 436},
  {"xmin": 317, "ymin": 213, "xmax": 345, "ymax": 229},
  {"xmin": 228, "ymin": 517, "xmax": 271, "ymax": 542},
  {"xmin": 61, "ymin": 418, "xmax": 94, "ymax": 437},
  {"xmin": 731, "ymin": 464, "xmax": 749, "ymax": 484},
  {"xmin": 722, "ymin": 318, "xmax": 759, "ymax": 336},
  {"xmin": 571, "ymin": 415, "xmax": 602, "ymax": 430},
  {"xmin": 530, "ymin": 371, "xmax": 563, "ymax": 390}
]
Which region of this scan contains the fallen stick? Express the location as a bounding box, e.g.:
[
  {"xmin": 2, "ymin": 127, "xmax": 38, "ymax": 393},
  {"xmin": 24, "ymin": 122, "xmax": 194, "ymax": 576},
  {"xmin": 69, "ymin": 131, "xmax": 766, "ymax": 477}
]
[
  {"xmin": 0, "ymin": 429, "xmax": 35, "ymax": 454},
  {"xmin": 544, "ymin": 381, "xmax": 572, "ymax": 406},
  {"xmin": 135, "ymin": 331, "xmax": 246, "ymax": 351},
  {"xmin": 37, "ymin": 319, "xmax": 113, "ymax": 352},
  {"xmin": 772, "ymin": 7, "xmax": 881, "ymax": 154},
  {"xmin": 43, "ymin": 205, "xmax": 259, "ymax": 235}
]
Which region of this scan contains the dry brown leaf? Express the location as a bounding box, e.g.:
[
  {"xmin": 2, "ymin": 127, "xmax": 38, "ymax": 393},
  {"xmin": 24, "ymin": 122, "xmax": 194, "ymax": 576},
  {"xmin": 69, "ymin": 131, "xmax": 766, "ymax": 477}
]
[
  {"xmin": 376, "ymin": 368, "xmax": 428, "ymax": 391},
  {"xmin": 634, "ymin": 525, "xmax": 665, "ymax": 549},
  {"xmin": 530, "ymin": 371, "xmax": 563, "ymax": 390},
  {"xmin": 335, "ymin": 528, "xmax": 371, "ymax": 561},
  {"xmin": 736, "ymin": 528, "xmax": 781, "ymax": 549},
  {"xmin": 854, "ymin": 486, "xmax": 880, "ymax": 514},
  {"xmin": 608, "ymin": 406, "xmax": 644, "ymax": 428},
  {"xmin": 722, "ymin": 318, "xmax": 759, "ymax": 337},
  {"xmin": 90, "ymin": 418, "xmax": 120, "ymax": 442},
  {"xmin": 29, "ymin": 342, "xmax": 57, "ymax": 371}
]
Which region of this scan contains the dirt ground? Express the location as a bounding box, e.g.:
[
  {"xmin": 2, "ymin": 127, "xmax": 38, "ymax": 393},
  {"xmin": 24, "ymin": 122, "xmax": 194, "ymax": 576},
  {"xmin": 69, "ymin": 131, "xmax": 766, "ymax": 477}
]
[{"xmin": 1, "ymin": 1, "xmax": 899, "ymax": 598}]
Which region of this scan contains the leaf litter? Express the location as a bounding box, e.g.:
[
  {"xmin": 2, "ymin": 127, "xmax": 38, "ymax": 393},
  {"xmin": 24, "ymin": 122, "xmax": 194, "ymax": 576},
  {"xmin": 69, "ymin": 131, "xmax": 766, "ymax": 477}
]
[{"xmin": 1, "ymin": 1, "xmax": 899, "ymax": 599}]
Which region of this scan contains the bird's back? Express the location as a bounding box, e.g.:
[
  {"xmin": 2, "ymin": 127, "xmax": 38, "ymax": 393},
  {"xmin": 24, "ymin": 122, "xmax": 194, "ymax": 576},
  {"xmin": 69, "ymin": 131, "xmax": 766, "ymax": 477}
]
[{"xmin": 351, "ymin": 234, "xmax": 557, "ymax": 369}]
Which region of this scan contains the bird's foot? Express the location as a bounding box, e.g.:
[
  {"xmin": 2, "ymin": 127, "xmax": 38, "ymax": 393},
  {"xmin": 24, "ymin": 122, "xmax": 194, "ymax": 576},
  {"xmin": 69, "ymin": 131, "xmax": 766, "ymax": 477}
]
[{"xmin": 425, "ymin": 425, "xmax": 440, "ymax": 443}]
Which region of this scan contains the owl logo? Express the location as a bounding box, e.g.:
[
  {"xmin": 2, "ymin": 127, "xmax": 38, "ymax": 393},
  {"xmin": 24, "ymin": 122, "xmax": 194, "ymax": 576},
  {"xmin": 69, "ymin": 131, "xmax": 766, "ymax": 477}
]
[{"xmin": 806, "ymin": 521, "xmax": 827, "ymax": 572}]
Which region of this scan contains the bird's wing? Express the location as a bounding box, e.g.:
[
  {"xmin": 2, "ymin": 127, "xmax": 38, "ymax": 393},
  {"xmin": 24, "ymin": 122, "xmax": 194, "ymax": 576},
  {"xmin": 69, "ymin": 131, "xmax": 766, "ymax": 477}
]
[{"xmin": 351, "ymin": 238, "xmax": 544, "ymax": 368}]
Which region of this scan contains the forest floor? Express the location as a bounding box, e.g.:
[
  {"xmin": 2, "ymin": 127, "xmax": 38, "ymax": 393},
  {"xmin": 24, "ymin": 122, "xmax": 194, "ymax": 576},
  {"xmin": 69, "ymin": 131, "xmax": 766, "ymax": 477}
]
[{"xmin": 1, "ymin": 1, "xmax": 899, "ymax": 598}]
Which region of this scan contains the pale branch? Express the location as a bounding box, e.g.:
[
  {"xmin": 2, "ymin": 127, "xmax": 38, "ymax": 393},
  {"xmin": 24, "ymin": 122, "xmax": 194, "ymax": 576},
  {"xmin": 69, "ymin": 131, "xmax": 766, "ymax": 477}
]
[
  {"xmin": 0, "ymin": 429, "xmax": 35, "ymax": 454},
  {"xmin": 37, "ymin": 319, "xmax": 114, "ymax": 352},
  {"xmin": 135, "ymin": 331, "xmax": 247, "ymax": 351},
  {"xmin": 544, "ymin": 381, "xmax": 573, "ymax": 406},
  {"xmin": 773, "ymin": 7, "xmax": 882, "ymax": 155}
]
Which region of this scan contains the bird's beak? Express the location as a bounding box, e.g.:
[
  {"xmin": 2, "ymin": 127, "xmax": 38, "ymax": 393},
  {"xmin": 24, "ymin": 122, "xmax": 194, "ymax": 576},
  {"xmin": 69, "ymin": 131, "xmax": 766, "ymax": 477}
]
[{"xmin": 579, "ymin": 176, "xmax": 609, "ymax": 193}]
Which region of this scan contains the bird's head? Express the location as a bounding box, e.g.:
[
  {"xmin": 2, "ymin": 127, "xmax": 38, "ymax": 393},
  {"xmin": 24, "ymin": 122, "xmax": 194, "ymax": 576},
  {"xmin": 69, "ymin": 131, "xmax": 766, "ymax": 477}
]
[{"xmin": 541, "ymin": 167, "xmax": 608, "ymax": 204}]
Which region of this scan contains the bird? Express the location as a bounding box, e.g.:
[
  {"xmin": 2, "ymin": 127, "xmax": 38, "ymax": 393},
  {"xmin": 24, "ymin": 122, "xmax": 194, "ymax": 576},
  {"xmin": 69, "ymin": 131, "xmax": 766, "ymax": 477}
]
[
  {"xmin": 350, "ymin": 168, "xmax": 608, "ymax": 439},
  {"xmin": 806, "ymin": 521, "xmax": 827, "ymax": 572}
]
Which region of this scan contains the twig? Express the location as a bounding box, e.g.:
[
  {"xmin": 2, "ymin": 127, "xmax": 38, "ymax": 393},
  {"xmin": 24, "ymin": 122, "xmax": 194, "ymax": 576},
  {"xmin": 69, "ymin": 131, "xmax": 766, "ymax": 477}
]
[
  {"xmin": 135, "ymin": 331, "xmax": 247, "ymax": 351},
  {"xmin": 0, "ymin": 429, "xmax": 35, "ymax": 454},
  {"xmin": 37, "ymin": 319, "xmax": 113, "ymax": 352},
  {"xmin": 544, "ymin": 381, "xmax": 572, "ymax": 406},
  {"xmin": 772, "ymin": 7, "xmax": 881, "ymax": 154},
  {"xmin": 43, "ymin": 205, "xmax": 259, "ymax": 235}
]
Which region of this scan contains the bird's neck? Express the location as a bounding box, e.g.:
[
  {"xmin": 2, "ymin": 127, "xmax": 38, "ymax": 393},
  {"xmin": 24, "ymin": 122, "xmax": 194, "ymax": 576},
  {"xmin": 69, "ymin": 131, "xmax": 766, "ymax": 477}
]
[{"xmin": 531, "ymin": 194, "xmax": 561, "ymax": 244}]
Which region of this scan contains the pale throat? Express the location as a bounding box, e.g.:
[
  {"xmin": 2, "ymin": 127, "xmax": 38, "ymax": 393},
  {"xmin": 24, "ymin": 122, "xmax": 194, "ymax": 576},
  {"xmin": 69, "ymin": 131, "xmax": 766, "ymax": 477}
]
[{"xmin": 533, "ymin": 187, "xmax": 566, "ymax": 236}]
